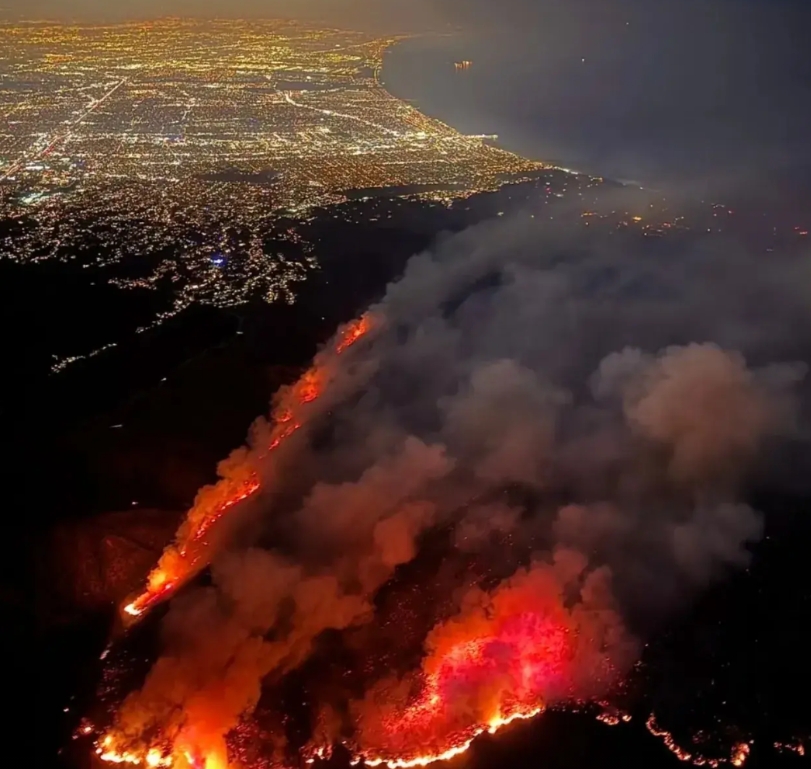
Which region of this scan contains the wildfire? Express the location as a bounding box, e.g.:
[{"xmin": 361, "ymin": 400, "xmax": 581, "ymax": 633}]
[
  {"xmin": 730, "ymin": 743, "xmax": 750, "ymax": 767},
  {"xmin": 774, "ymin": 740, "xmax": 805, "ymax": 756},
  {"xmin": 120, "ymin": 315, "xmax": 375, "ymax": 624},
  {"xmin": 97, "ymin": 735, "xmax": 235, "ymax": 769},
  {"xmin": 122, "ymin": 475, "xmax": 261, "ymax": 619},
  {"xmin": 100, "ymin": 604, "xmax": 564, "ymax": 769},
  {"xmin": 344, "ymin": 604, "xmax": 575, "ymax": 769},
  {"xmin": 96, "ymin": 737, "xmax": 173, "ymax": 768},
  {"xmin": 595, "ymin": 707, "xmax": 632, "ymax": 727},
  {"xmin": 355, "ymin": 707, "xmax": 544, "ymax": 769},
  {"xmin": 96, "ymin": 709, "xmax": 546, "ymax": 769},
  {"xmin": 645, "ymin": 715, "xmax": 751, "ymax": 767},
  {"xmin": 336, "ymin": 315, "xmax": 373, "ymax": 354},
  {"xmin": 96, "ymin": 319, "xmax": 634, "ymax": 769}
]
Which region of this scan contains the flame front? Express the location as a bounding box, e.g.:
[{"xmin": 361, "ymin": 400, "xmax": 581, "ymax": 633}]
[
  {"xmin": 121, "ymin": 315, "xmax": 375, "ymax": 622},
  {"xmin": 354, "ymin": 707, "xmax": 544, "ymax": 769},
  {"xmin": 96, "ymin": 736, "xmax": 172, "ymax": 768},
  {"xmin": 336, "ymin": 314, "xmax": 373, "ymax": 354},
  {"xmin": 337, "ymin": 607, "xmax": 575, "ymax": 769},
  {"xmin": 103, "ymin": 545, "xmax": 626, "ymax": 769},
  {"xmin": 645, "ymin": 715, "xmax": 752, "ymax": 767},
  {"xmin": 99, "ymin": 605, "xmax": 563, "ymax": 769},
  {"xmin": 100, "ymin": 312, "xmax": 627, "ymax": 769}
]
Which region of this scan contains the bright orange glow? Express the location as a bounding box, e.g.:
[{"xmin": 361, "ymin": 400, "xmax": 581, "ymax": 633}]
[
  {"xmin": 774, "ymin": 740, "xmax": 805, "ymax": 757},
  {"xmin": 98, "ymin": 312, "xmax": 629, "ymax": 769},
  {"xmin": 96, "ymin": 736, "xmax": 173, "ymax": 768},
  {"xmin": 730, "ymin": 743, "xmax": 750, "ymax": 767},
  {"xmin": 98, "ymin": 709, "xmax": 544, "ymax": 769},
  {"xmin": 646, "ymin": 715, "xmax": 751, "ymax": 767},
  {"xmin": 336, "ymin": 604, "xmax": 574, "ymax": 769},
  {"xmin": 356, "ymin": 706, "xmax": 543, "ymax": 768},
  {"xmin": 336, "ymin": 314, "xmax": 373, "ymax": 354},
  {"xmin": 105, "ymin": 571, "xmax": 570, "ymax": 769},
  {"xmin": 296, "ymin": 370, "xmax": 323, "ymax": 405},
  {"xmin": 646, "ymin": 714, "xmax": 695, "ymax": 763},
  {"xmin": 97, "ymin": 737, "xmax": 228, "ymax": 769},
  {"xmin": 121, "ymin": 314, "xmax": 375, "ymax": 624},
  {"xmin": 179, "ymin": 476, "xmax": 262, "ymax": 554}
]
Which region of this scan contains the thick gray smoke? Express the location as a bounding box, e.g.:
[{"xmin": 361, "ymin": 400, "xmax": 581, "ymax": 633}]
[
  {"xmin": 299, "ymin": 212, "xmax": 809, "ymax": 618},
  {"xmin": 109, "ymin": 208, "xmax": 810, "ymax": 762}
]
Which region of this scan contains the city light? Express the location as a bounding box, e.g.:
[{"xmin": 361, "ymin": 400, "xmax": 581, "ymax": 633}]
[{"xmin": 0, "ymin": 19, "xmax": 548, "ymax": 373}]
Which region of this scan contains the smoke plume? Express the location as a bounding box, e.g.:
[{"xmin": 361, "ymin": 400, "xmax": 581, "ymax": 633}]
[{"xmin": 104, "ymin": 209, "xmax": 810, "ymax": 766}]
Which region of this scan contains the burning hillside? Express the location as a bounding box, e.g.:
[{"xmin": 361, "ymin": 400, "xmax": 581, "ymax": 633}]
[
  {"xmin": 335, "ymin": 554, "xmax": 633, "ymax": 769},
  {"xmin": 81, "ymin": 214, "xmax": 811, "ymax": 769},
  {"xmin": 122, "ymin": 315, "xmax": 375, "ymax": 623}
]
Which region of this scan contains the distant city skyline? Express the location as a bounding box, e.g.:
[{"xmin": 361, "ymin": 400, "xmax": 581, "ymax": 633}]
[
  {"xmin": 0, "ymin": 0, "xmax": 442, "ymax": 30},
  {"xmin": 3, "ymin": 1, "xmax": 808, "ymax": 34},
  {"xmin": 0, "ymin": 18, "xmax": 546, "ymax": 373}
]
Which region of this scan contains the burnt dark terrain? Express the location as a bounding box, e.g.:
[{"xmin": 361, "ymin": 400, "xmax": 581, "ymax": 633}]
[{"xmin": 10, "ymin": 177, "xmax": 811, "ymax": 769}]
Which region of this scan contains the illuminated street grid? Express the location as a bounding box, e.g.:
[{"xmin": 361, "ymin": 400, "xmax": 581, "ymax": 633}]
[
  {"xmin": 0, "ymin": 19, "xmax": 548, "ymax": 371},
  {"xmin": 0, "ymin": 21, "xmax": 543, "ymax": 207}
]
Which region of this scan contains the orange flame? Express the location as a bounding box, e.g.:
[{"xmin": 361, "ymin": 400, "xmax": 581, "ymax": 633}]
[
  {"xmin": 645, "ymin": 715, "xmax": 751, "ymax": 767},
  {"xmin": 96, "ymin": 736, "xmax": 234, "ymax": 769},
  {"xmin": 98, "ymin": 708, "xmax": 543, "ymax": 769},
  {"xmin": 336, "ymin": 601, "xmax": 574, "ymax": 769},
  {"xmin": 354, "ymin": 706, "xmax": 543, "ymax": 768},
  {"xmin": 121, "ymin": 314, "xmax": 375, "ymax": 623},
  {"xmin": 96, "ymin": 736, "xmax": 173, "ymax": 768},
  {"xmin": 774, "ymin": 740, "xmax": 805, "ymax": 757},
  {"xmin": 337, "ymin": 315, "xmax": 373, "ymax": 354},
  {"xmin": 101, "ymin": 313, "xmax": 594, "ymax": 769}
]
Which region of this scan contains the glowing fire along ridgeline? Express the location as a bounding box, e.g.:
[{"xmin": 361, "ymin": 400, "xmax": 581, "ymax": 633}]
[
  {"xmin": 121, "ymin": 314, "xmax": 375, "ymax": 623},
  {"xmin": 97, "ymin": 598, "xmax": 568, "ymax": 769},
  {"xmin": 348, "ymin": 708, "xmax": 544, "ymax": 769},
  {"xmin": 96, "ymin": 707, "xmax": 543, "ymax": 769},
  {"xmin": 297, "ymin": 609, "xmax": 571, "ymax": 769},
  {"xmin": 93, "ymin": 309, "xmax": 758, "ymax": 769},
  {"xmin": 94, "ymin": 701, "xmax": 757, "ymax": 769}
]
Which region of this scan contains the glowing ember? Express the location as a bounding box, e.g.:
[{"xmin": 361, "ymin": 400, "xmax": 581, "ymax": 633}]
[
  {"xmin": 774, "ymin": 740, "xmax": 805, "ymax": 756},
  {"xmin": 96, "ymin": 736, "xmax": 173, "ymax": 768},
  {"xmin": 645, "ymin": 715, "xmax": 751, "ymax": 767},
  {"xmin": 646, "ymin": 714, "xmax": 696, "ymax": 763},
  {"xmin": 596, "ymin": 707, "xmax": 632, "ymax": 727},
  {"xmin": 96, "ymin": 737, "xmax": 231, "ymax": 769},
  {"xmin": 336, "ymin": 315, "xmax": 373, "ymax": 354},
  {"xmin": 98, "ymin": 315, "xmax": 641, "ymax": 769},
  {"xmin": 347, "ymin": 602, "xmax": 576, "ymax": 769},
  {"xmin": 356, "ymin": 707, "xmax": 543, "ymax": 769},
  {"xmin": 99, "ymin": 605, "xmax": 564, "ymax": 769},
  {"xmin": 120, "ymin": 314, "xmax": 375, "ymax": 624},
  {"xmin": 730, "ymin": 743, "xmax": 750, "ymax": 767}
]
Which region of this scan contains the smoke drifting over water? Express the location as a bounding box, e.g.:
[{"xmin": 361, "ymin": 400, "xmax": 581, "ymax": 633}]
[{"xmin": 103, "ymin": 208, "xmax": 811, "ymax": 767}]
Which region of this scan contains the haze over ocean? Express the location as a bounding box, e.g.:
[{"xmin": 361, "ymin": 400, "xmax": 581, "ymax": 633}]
[{"xmin": 380, "ymin": 1, "xmax": 811, "ymax": 193}]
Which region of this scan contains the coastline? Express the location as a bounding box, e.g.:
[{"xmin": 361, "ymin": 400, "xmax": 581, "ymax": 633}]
[
  {"xmin": 377, "ymin": 35, "xmax": 591, "ymax": 178},
  {"xmin": 368, "ymin": 33, "xmax": 556, "ymax": 184}
]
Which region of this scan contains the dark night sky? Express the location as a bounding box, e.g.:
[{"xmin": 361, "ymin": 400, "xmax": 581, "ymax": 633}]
[{"xmin": 3, "ymin": 0, "xmax": 810, "ymax": 187}]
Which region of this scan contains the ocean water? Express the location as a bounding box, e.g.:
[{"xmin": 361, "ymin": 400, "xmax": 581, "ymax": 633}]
[{"xmin": 381, "ymin": 8, "xmax": 811, "ymax": 194}]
